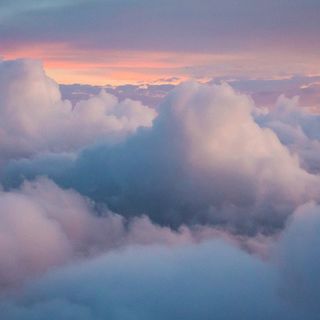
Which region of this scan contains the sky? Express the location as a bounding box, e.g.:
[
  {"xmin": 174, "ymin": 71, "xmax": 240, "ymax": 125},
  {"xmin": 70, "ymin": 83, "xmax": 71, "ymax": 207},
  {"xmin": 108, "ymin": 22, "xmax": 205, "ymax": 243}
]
[
  {"xmin": 1, "ymin": 2, "xmax": 320, "ymax": 320},
  {"xmin": 1, "ymin": 0, "xmax": 320, "ymax": 84}
]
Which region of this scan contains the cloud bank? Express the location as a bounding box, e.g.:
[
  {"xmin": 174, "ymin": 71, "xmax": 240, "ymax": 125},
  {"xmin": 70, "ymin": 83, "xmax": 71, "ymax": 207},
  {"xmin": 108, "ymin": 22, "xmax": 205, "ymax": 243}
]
[
  {"xmin": 256, "ymin": 95, "xmax": 320, "ymax": 173},
  {"xmin": 0, "ymin": 178, "xmax": 221, "ymax": 289},
  {"xmin": 1, "ymin": 59, "xmax": 320, "ymax": 319},
  {"xmin": 5, "ymin": 78, "xmax": 320, "ymax": 235},
  {"xmin": 2, "ymin": 212, "xmax": 320, "ymax": 320}
]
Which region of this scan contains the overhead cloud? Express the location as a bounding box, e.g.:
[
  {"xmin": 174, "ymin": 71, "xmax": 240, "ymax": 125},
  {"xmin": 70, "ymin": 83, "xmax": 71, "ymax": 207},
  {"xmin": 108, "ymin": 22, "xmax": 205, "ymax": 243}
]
[
  {"xmin": 5, "ymin": 80, "xmax": 320, "ymax": 235},
  {"xmin": 211, "ymin": 75, "xmax": 320, "ymax": 109},
  {"xmin": 0, "ymin": 59, "xmax": 156, "ymax": 164}
]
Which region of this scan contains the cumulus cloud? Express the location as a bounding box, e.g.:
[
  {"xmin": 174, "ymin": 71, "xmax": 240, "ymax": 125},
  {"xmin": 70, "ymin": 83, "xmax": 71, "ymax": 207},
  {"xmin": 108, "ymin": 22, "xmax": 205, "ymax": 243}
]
[
  {"xmin": 0, "ymin": 177, "xmax": 248, "ymax": 289},
  {"xmin": 1, "ymin": 202, "xmax": 320, "ymax": 320},
  {"xmin": 0, "ymin": 59, "xmax": 156, "ymax": 164},
  {"xmin": 5, "ymin": 81, "xmax": 320, "ymax": 234},
  {"xmin": 0, "ymin": 239, "xmax": 315, "ymax": 320},
  {"xmin": 256, "ymin": 95, "xmax": 320, "ymax": 173},
  {"xmin": 0, "ymin": 178, "xmax": 125, "ymax": 288},
  {"xmin": 276, "ymin": 202, "xmax": 320, "ymax": 312},
  {"xmin": 2, "ymin": 59, "xmax": 320, "ymax": 319}
]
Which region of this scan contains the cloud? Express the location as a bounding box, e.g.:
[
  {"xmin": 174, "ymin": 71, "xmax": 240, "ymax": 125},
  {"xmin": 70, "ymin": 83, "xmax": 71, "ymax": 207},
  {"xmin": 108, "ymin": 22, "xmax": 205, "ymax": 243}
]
[
  {"xmin": 1, "ymin": 201, "xmax": 320, "ymax": 320},
  {"xmin": 0, "ymin": 177, "xmax": 127, "ymax": 288},
  {"xmin": 212, "ymin": 75, "xmax": 320, "ymax": 109},
  {"xmin": 276, "ymin": 202, "xmax": 320, "ymax": 312},
  {"xmin": 0, "ymin": 59, "xmax": 156, "ymax": 165},
  {"xmin": 1, "ymin": 58, "xmax": 320, "ymax": 319},
  {"xmin": 60, "ymin": 75, "xmax": 320, "ymax": 111},
  {"xmin": 256, "ymin": 95, "xmax": 320, "ymax": 173},
  {"xmin": 2, "ymin": 0, "xmax": 320, "ymax": 54},
  {"xmin": 5, "ymin": 80, "xmax": 320, "ymax": 235},
  {"xmin": 0, "ymin": 177, "xmax": 250, "ymax": 289},
  {"xmin": 0, "ymin": 238, "xmax": 314, "ymax": 320}
]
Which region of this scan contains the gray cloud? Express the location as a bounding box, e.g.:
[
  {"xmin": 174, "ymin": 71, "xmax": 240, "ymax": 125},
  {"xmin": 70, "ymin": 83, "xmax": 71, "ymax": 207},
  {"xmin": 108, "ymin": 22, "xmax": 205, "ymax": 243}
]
[
  {"xmin": 0, "ymin": 236, "xmax": 315, "ymax": 320},
  {"xmin": 2, "ymin": 200, "xmax": 320, "ymax": 320},
  {"xmin": 1, "ymin": 0, "xmax": 319, "ymax": 53}
]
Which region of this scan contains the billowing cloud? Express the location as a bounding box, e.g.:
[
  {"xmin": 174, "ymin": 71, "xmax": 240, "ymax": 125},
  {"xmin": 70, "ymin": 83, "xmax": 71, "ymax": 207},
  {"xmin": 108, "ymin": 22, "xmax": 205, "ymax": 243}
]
[
  {"xmin": 1, "ymin": 201, "xmax": 320, "ymax": 320},
  {"xmin": 0, "ymin": 177, "xmax": 125, "ymax": 288},
  {"xmin": 256, "ymin": 95, "xmax": 320, "ymax": 173},
  {"xmin": 0, "ymin": 59, "xmax": 156, "ymax": 164},
  {"xmin": 5, "ymin": 80, "xmax": 320, "ymax": 235},
  {"xmin": 0, "ymin": 236, "xmax": 316, "ymax": 320},
  {"xmin": 2, "ymin": 58, "xmax": 320, "ymax": 319}
]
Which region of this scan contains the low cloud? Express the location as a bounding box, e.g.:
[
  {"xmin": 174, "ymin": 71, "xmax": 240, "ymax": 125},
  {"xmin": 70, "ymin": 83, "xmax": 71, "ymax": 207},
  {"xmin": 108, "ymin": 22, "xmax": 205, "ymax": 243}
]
[
  {"xmin": 1, "ymin": 59, "xmax": 320, "ymax": 319},
  {"xmin": 0, "ymin": 178, "xmax": 244, "ymax": 289},
  {"xmin": 5, "ymin": 80, "xmax": 320, "ymax": 235},
  {"xmin": 255, "ymin": 95, "xmax": 320, "ymax": 173},
  {"xmin": 0, "ymin": 232, "xmax": 317, "ymax": 320},
  {"xmin": 1, "ymin": 201, "xmax": 320, "ymax": 320},
  {"xmin": 0, "ymin": 59, "xmax": 156, "ymax": 165}
]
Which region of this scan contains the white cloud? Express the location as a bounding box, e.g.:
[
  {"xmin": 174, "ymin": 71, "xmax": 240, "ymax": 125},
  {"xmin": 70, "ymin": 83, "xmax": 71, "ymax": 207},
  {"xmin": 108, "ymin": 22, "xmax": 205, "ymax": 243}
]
[
  {"xmin": 0, "ymin": 178, "xmax": 243, "ymax": 288},
  {"xmin": 8, "ymin": 81, "xmax": 319, "ymax": 234},
  {"xmin": 277, "ymin": 202, "xmax": 320, "ymax": 312},
  {"xmin": 1, "ymin": 59, "xmax": 320, "ymax": 319},
  {"xmin": 0, "ymin": 59, "xmax": 156, "ymax": 165},
  {"xmin": 256, "ymin": 95, "xmax": 320, "ymax": 173}
]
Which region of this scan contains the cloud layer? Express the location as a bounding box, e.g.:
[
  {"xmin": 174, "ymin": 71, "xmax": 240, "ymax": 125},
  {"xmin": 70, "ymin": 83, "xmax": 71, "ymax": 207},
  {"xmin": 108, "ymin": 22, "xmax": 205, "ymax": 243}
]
[
  {"xmin": 5, "ymin": 78, "xmax": 320, "ymax": 235},
  {"xmin": 1, "ymin": 59, "xmax": 320, "ymax": 319}
]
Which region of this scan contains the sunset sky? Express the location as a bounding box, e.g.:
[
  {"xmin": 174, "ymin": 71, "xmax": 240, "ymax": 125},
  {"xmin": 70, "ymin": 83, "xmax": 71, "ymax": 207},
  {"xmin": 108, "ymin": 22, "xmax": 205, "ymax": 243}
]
[{"xmin": 1, "ymin": 0, "xmax": 320, "ymax": 84}]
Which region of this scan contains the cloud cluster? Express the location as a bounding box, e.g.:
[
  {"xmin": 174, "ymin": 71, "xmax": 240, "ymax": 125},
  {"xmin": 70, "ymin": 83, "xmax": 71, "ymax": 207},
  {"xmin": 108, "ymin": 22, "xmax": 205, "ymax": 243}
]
[
  {"xmin": 5, "ymin": 80, "xmax": 320, "ymax": 235},
  {"xmin": 2, "ymin": 58, "xmax": 320, "ymax": 319},
  {"xmin": 0, "ymin": 192, "xmax": 320, "ymax": 319},
  {"xmin": 0, "ymin": 178, "xmax": 123, "ymax": 288},
  {"xmin": 0, "ymin": 59, "xmax": 156, "ymax": 164},
  {"xmin": 256, "ymin": 95, "xmax": 320, "ymax": 173},
  {"xmin": 276, "ymin": 202, "xmax": 320, "ymax": 313}
]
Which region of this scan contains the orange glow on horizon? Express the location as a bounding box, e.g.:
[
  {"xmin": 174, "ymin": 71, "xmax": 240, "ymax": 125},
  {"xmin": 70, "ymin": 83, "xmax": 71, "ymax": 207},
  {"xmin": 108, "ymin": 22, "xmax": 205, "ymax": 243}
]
[{"xmin": 2, "ymin": 42, "xmax": 320, "ymax": 86}]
